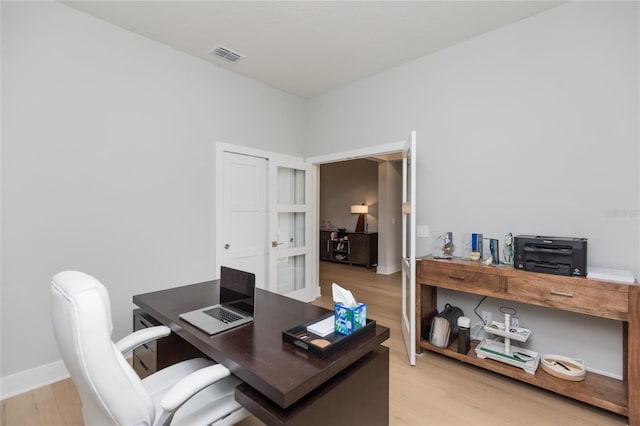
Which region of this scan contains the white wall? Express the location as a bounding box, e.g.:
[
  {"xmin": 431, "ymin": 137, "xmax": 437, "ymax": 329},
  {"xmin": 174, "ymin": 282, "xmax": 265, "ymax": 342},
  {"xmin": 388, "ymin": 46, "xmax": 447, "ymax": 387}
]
[
  {"xmin": 1, "ymin": 0, "xmax": 304, "ymax": 386},
  {"xmin": 306, "ymin": 2, "xmax": 639, "ymax": 377},
  {"xmin": 2, "ymin": 0, "xmax": 638, "ymax": 393}
]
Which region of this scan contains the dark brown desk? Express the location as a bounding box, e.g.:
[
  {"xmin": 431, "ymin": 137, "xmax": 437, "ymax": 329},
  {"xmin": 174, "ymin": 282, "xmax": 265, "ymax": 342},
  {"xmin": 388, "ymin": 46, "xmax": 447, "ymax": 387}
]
[{"xmin": 133, "ymin": 281, "xmax": 390, "ymax": 425}]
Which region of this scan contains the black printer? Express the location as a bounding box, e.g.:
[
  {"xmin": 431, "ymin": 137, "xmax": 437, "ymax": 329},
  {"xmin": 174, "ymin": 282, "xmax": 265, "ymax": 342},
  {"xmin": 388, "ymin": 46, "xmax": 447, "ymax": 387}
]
[{"xmin": 514, "ymin": 235, "xmax": 587, "ymax": 277}]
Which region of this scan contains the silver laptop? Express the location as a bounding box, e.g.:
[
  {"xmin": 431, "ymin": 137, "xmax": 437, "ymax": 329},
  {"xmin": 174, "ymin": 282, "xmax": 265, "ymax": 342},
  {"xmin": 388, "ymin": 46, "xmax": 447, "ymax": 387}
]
[{"xmin": 179, "ymin": 266, "xmax": 255, "ymax": 335}]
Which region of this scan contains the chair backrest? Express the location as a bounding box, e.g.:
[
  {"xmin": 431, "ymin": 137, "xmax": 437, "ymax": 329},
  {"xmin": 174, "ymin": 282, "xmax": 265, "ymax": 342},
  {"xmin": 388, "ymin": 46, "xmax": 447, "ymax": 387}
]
[{"xmin": 51, "ymin": 271, "xmax": 155, "ymax": 426}]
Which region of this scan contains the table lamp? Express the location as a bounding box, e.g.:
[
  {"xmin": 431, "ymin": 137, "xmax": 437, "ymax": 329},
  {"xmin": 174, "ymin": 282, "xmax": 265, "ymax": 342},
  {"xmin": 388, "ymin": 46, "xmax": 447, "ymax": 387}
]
[{"xmin": 350, "ymin": 204, "xmax": 368, "ymax": 233}]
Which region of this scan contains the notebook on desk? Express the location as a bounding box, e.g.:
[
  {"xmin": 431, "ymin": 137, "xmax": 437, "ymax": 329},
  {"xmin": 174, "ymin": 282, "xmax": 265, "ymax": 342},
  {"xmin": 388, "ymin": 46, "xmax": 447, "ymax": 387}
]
[{"xmin": 179, "ymin": 266, "xmax": 255, "ymax": 335}]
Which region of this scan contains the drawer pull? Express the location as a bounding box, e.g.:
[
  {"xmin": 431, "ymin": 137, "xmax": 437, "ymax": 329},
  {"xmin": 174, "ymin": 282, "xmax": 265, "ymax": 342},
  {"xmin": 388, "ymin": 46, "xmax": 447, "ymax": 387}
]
[
  {"xmin": 448, "ymin": 275, "xmax": 465, "ymax": 281},
  {"xmin": 550, "ymin": 290, "xmax": 573, "ymax": 298},
  {"xmin": 139, "ymin": 358, "xmax": 149, "ymax": 372}
]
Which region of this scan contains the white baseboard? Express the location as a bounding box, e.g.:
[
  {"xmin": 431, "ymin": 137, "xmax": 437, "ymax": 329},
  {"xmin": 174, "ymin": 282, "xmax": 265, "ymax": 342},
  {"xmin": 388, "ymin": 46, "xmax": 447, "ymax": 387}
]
[
  {"xmin": 376, "ymin": 264, "xmax": 401, "ymax": 275},
  {"xmin": 1, "ymin": 360, "xmax": 70, "ymax": 400},
  {"xmin": 586, "ymin": 366, "xmax": 623, "ymax": 381}
]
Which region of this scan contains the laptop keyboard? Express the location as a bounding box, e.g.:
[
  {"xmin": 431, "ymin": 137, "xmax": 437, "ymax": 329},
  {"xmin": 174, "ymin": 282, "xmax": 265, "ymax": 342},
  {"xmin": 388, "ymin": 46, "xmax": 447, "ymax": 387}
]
[{"xmin": 203, "ymin": 307, "xmax": 243, "ymax": 324}]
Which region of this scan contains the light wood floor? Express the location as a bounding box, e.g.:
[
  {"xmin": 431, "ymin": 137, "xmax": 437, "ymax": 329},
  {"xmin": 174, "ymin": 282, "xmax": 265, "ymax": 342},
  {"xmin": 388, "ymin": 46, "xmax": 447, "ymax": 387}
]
[{"xmin": 1, "ymin": 262, "xmax": 628, "ymax": 425}]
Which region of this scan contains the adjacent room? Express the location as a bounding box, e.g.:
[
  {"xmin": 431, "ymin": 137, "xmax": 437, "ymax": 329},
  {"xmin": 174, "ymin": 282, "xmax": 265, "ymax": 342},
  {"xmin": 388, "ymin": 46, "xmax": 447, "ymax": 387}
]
[{"xmin": 2, "ymin": 1, "xmax": 638, "ymax": 425}]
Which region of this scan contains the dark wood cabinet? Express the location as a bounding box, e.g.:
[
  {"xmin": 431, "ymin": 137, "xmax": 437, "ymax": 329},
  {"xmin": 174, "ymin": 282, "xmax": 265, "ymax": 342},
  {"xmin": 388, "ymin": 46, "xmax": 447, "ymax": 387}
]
[
  {"xmin": 132, "ymin": 309, "xmax": 206, "ymax": 378},
  {"xmin": 319, "ymin": 231, "xmax": 378, "ymax": 268},
  {"xmin": 319, "ymin": 230, "xmax": 331, "ymax": 261},
  {"xmin": 348, "ymin": 233, "xmax": 377, "ymax": 266}
]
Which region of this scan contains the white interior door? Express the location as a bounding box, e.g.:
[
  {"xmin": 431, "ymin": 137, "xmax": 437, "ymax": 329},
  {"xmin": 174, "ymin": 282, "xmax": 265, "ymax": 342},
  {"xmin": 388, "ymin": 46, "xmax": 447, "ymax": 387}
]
[
  {"xmin": 219, "ymin": 151, "xmax": 267, "ymax": 287},
  {"xmin": 401, "ymin": 131, "xmax": 417, "ymax": 365},
  {"xmin": 268, "ymin": 157, "xmax": 314, "ymax": 302}
]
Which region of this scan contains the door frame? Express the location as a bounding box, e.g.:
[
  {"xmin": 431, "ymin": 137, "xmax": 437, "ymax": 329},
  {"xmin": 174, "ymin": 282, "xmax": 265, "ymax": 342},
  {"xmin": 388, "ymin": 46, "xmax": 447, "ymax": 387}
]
[
  {"xmin": 215, "ymin": 142, "xmax": 318, "ymax": 299},
  {"xmin": 306, "ymin": 141, "xmax": 407, "ymax": 292},
  {"xmin": 216, "ymin": 140, "xmax": 410, "ymax": 298},
  {"xmin": 401, "ymin": 131, "xmax": 417, "ymax": 366}
]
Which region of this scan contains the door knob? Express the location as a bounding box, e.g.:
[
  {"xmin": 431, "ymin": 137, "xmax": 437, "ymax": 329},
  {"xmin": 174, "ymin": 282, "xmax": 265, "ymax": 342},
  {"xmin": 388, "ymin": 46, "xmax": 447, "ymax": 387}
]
[
  {"xmin": 272, "ymin": 241, "xmax": 284, "ymax": 248},
  {"xmin": 224, "ymin": 243, "xmax": 230, "ymax": 250}
]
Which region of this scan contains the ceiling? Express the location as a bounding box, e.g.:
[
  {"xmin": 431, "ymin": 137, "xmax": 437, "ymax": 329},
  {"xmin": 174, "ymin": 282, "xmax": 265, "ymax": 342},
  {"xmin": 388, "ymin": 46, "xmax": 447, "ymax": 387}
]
[{"xmin": 63, "ymin": 1, "xmax": 564, "ymax": 99}]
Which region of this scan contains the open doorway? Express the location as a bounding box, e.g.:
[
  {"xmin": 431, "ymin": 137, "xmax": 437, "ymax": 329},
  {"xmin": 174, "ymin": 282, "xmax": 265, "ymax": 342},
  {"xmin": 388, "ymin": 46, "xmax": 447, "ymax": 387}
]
[
  {"xmin": 309, "ymin": 133, "xmax": 418, "ymax": 365},
  {"xmin": 318, "ymin": 156, "xmax": 403, "ymax": 275},
  {"xmin": 307, "ymin": 141, "xmax": 406, "ymax": 278}
]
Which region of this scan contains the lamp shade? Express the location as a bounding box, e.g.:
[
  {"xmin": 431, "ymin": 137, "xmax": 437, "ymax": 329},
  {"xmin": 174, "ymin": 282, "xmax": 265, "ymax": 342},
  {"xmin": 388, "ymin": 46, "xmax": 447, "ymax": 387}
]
[
  {"xmin": 351, "ymin": 204, "xmax": 368, "ymax": 233},
  {"xmin": 350, "ymin": 205, "xmax": 368, "ymax": 214}
]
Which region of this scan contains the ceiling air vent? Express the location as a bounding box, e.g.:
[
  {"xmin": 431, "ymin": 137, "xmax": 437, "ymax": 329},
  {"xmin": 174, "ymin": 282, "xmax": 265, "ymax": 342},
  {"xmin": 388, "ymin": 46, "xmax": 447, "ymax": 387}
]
[{"xmin": 212, "ymin": 46, "xmax": 244, "ymax": 63}]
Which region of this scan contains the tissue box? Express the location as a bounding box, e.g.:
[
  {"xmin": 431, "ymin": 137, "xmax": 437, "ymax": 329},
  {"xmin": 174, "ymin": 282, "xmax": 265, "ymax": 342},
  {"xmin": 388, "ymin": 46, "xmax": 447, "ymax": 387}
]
[{"xmin": 334, "ymin": 303, "xmax": 367, "ymax": 335}]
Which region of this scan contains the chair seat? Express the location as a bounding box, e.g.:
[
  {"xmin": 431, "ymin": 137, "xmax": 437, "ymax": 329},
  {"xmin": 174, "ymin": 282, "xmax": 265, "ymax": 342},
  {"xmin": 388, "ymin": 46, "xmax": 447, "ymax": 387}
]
[{"xmin": 142, "ymin": 358, "xmax": 244, "ymax": 425}]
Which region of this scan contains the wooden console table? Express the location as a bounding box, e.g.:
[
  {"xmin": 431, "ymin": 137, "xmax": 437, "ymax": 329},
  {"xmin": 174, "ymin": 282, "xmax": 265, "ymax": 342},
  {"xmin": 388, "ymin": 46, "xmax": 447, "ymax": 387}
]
[{"xmin": 417, "ymin": 257, "xmax": 638, "ymax": 425}]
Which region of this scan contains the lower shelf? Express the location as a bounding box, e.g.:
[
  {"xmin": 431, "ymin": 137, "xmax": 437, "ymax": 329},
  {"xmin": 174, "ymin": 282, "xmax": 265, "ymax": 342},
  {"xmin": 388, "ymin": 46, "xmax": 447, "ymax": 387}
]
[{"xmin": 419, "ymin": 338, "xmax": 628, "ymax": 416}]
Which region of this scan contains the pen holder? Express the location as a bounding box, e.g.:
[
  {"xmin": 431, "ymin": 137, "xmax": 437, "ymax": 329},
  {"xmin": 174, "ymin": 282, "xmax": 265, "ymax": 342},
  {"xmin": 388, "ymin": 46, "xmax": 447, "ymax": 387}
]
[{"xmin": 334, "ymin": 303, "xmax": 366, "ymax": 335}]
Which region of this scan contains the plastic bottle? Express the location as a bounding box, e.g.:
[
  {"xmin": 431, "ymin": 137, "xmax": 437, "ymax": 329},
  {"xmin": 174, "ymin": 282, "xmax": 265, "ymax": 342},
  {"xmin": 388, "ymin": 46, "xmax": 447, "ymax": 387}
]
[{"xmin": 457, "ymin": 316, "xmax": 471, "ymax": 354}]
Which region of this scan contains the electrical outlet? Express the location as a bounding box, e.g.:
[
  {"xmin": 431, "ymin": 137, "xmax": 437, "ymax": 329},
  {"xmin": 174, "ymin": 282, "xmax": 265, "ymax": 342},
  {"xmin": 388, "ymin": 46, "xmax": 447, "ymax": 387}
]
[
  {"xmin": 511, "ymin": 317, "xmax": 520, "ymax": 328},
  {"xmin": 481, "ymin": 311, "xmax": 492, "ymax": 325}
]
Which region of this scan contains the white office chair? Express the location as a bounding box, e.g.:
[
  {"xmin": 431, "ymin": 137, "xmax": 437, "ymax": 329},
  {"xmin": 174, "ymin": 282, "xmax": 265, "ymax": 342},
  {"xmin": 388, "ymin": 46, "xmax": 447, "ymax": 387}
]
[{"xmin": 50, "ymin": 271, "xmax": 250, "ymax": 426}]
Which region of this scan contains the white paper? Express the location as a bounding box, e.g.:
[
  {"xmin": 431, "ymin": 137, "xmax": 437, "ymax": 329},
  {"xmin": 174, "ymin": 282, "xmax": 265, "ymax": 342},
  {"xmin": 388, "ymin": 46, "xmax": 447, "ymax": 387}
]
[
  {"xmin": 332, "ymin": 282, "xmax": 357, "ymax": 307},
  {"xmin": 307, "ymin": 315, "xmax": 335, "ymax": 337},
  {"xmin": 587, "ymin": 267, "xmax": 635, "ymax": 283}
]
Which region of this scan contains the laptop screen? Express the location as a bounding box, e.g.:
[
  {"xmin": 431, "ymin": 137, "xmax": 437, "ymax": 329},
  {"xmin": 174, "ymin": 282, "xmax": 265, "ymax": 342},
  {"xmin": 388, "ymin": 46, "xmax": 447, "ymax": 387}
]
[{"xmin": 219, "ymin": 266, "xmax": 255, "ymax": 315}]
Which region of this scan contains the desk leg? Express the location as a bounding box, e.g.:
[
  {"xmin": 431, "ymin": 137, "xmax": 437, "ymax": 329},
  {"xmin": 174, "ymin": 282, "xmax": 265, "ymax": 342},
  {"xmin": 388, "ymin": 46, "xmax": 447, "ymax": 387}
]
[
  {"xmin": 235, "ymin": 346, "xmax": 389, "ymax": 426},
  {"xmin": 628, "ymin": 285, "xmax": 639, "ymax": 426}
]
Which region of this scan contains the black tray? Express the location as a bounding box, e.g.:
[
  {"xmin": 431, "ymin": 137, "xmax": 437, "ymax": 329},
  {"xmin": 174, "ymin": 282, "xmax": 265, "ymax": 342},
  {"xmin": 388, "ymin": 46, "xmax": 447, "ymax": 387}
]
[{"xmin": 282, "ymin": 314, "xmax": 377, "ymax": 358}]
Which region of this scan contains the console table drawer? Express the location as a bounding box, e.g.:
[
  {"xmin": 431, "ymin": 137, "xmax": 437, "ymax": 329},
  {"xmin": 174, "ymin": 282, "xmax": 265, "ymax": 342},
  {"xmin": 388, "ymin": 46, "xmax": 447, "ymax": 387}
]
[
  {"xmin": 507, "ymin": 277, "xmax": 628, "ymax": 320},
  {"xmin": 420, "ymin": 266, "xmax": 501, "ymax": 295}
]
